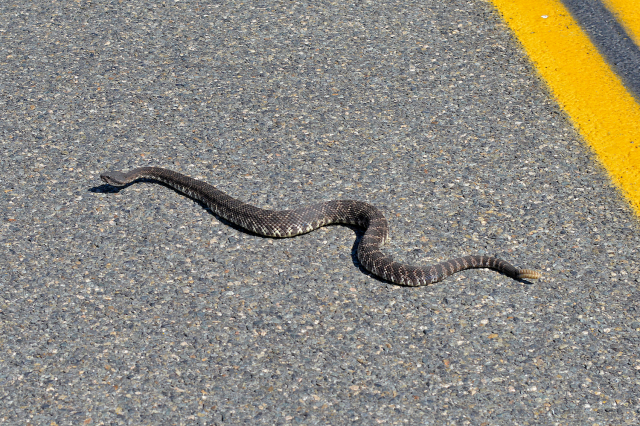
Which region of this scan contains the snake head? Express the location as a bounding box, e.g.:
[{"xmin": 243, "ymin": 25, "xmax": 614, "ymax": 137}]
[{"xmin": 100, "ymin": 171, "xmax": 130, "ymax": 186}]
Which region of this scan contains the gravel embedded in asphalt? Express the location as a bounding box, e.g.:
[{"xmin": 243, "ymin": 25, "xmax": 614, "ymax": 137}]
[{"xmin": 1, "ymin": 0, "xmax": 639, "ymax": 424}]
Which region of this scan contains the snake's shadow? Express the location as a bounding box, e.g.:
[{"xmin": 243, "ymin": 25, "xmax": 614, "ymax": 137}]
[
  {"xmin": 90, "ymin": 183, "xmax": 122, "ymax": 194},
  {"xmin": 90, "ymin": 179, "xmax": 379, "ymax": 282}
]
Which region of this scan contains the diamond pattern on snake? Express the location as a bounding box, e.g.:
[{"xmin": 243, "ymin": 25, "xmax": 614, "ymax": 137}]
[{"xmin": 100, "ymin": 167, "xmax": 541, "ymax": 286}]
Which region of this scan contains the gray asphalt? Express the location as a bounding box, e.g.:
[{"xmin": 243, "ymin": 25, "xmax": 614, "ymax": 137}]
[{"xmin": 1, "ymin": 0, "xmax": 639, "ymax": 425}]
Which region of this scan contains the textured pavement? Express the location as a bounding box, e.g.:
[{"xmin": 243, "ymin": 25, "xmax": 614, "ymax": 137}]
[{"xmin": 1, "ymin": 0, "xmax": 639, "ymax": 424}]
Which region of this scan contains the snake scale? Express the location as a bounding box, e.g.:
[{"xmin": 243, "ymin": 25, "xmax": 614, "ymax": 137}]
[{"xmin": 100, "ymin": 167, "xmax": 541, "ymax": 286}]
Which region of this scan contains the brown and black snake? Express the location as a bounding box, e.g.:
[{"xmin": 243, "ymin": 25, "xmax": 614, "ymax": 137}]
[{"xmin": 100, "ymin": 167, "xmax": 541, "ymax": 286}]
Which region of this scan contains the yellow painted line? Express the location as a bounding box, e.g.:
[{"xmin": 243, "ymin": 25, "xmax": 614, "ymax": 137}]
[
  {"xmin": 489, "ymin": 0, "xmax": 640, "ymax": 217},
  {"xmin": 602, "ymin": 0, "xmax": 640, "ymax": 46}
]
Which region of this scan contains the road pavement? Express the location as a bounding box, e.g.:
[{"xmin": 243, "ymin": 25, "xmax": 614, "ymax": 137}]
[{"xmin": 1, "ymin": 0, "xmax": 639, "ymax": 424}]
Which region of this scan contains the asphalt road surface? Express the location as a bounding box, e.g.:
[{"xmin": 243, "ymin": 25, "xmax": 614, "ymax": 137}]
[{"xmin": 1, "ymin": 0, "xmax": 639, "ymax": 424}]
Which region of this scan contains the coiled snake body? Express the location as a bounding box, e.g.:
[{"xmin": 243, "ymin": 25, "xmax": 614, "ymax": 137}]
[{"xmin": 100, "ymin": 167, "xmax": 541, "ymax": 286}]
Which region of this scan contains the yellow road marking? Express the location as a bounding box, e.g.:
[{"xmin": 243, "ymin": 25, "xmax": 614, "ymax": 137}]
[
  {"xmin": 489, "ymin": 0, "xmax": 640, "ymax": 217},
  {"xmin": 602, "ymin": 0, "xmax": 640, "ymax": 45}
]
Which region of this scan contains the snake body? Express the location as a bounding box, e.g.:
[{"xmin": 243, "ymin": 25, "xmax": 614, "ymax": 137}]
[{"xmin": 100, "ymin": 167, "xmax": 541, "ymax": 286}]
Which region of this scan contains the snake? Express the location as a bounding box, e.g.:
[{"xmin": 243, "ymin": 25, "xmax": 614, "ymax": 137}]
[{"xmin": 100, "ymin": 167, "xmax": 541, "ymax": 286}]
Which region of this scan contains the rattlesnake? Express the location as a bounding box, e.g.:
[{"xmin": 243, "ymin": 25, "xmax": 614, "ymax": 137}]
[{"xmin": 100, "ymin": 167, "xmax": 541, "ymax": 286}]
